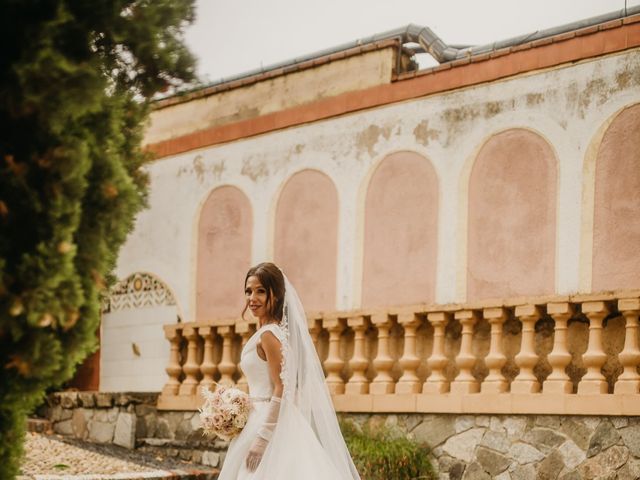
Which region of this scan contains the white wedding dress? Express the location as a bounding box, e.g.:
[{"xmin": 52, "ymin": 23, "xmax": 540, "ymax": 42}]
[{"xmin": 218, "ymin": 324, "xmax": 347, "ymax": 479}]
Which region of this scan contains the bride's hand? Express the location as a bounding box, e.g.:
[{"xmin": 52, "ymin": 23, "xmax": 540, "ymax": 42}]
[{"xmin": 246, "ymin": 436, "xmax": 268, "ymax": 472}]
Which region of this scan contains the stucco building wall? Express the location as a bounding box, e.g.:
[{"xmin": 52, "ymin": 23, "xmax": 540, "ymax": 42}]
[{"xmin": 115, "ymin": 47, "xmax": 640, "ymax": 323}]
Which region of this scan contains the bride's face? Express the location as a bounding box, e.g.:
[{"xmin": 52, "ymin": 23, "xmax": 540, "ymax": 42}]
[{"xmin": 245, "ymin": 275, "xmax": 270, "ymax": 321}]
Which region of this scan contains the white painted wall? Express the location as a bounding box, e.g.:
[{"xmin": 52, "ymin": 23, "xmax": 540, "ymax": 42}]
[
  {"xmin": 100, "ymin": 305, "xmax": 176, "ymax": 392},
  {"xmin": 115, "ymin": 48, "xmax": 640, "ymax": 323}
]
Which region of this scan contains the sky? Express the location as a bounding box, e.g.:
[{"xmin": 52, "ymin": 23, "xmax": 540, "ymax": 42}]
[{"xmin": 185, "ymin": 0, "xmax": 640, "ymax": 84}]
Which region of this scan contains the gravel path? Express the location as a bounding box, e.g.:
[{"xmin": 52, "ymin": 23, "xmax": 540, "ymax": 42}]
[{"xmin": 19, "ymin": 432, "xmax": 218, "ymax": 479}]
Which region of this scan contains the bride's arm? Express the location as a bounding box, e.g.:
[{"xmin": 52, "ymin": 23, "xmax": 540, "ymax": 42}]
[{"xmin": 246, "ymin": 330, "xmax": 283, "ymax": 471}]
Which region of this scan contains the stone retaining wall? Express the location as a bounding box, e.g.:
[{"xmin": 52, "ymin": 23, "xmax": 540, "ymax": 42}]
[{"xmin": 42, "ymin": 392, "xmax": 640, "ymax": 479}]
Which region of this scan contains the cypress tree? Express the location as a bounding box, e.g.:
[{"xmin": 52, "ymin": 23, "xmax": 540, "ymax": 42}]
[{"xmin": 0, "ymin": 1, "xmax": 196, "ymax": 477}]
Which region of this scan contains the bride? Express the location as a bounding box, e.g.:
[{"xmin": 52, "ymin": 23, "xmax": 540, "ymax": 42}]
[{"xmin": 217, "ymin": 262, "xmax": 361, "ymax": 480}]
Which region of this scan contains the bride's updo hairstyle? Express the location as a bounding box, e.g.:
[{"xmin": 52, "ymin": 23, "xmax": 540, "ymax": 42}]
[{"xmin": 242, "ymin": 262, "xmax": 285, "ymax": 322}]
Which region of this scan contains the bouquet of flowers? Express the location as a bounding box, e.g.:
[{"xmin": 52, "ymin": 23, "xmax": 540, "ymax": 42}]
[{"xmin": 199, "ymin": 383, "xmax": 251, "ymax": 441}]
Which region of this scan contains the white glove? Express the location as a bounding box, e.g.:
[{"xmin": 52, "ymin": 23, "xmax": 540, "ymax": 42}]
[{"xmin": 246, "ymin": 396, "xmax": 281, "ymax": 472}]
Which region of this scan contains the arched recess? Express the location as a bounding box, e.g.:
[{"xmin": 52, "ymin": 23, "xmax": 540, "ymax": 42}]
[
  {"xmin": 274, "ymin": 170, "xmax": 338, "ymax": 311},
  {"xmin": 467, "ymin": 129, "xmax": 557, "ymax": 301},
  {"xmin": 592, "ymin": 103, "xmax": 640, "ymax": 291},
  {"xmin": 361, "ymin": 151, "xmax": 438, "ymax": 307},
  {"xmin": 196, "ymin": 186, "xmax": 252, "ymax": 320}
]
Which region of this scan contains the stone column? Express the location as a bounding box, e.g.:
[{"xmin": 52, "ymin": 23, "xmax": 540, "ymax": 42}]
[
  {"xmin": 370, "ymin": 314, "xmax": 395, "ymax": 394},
  {"xmin": 615, "ymin": 298, "xmax": 640, "ymax": 394},
  {"xmin": 396, "ymin": 312, "xmax": 422, "ymax": 394},
  {"xmin": 512, "ymin": 305, "xmax": 542, "ymax": 393},
  {"xmin": 423, "ymin": 312, "xmax": 450, "ymax": 394},
  {"xmin": 481, "ymin": 307, "xmax": 508, "ymax": 393},
  {"xmin": 162, "ymin": 325, "xmax": 182, "ymax": 396},
  {"xmin": 450, "ymin": 310, "xmax": 480, "ymax": 394},
  {"xmin": 578, "ymin": 301, "xmax": 610, "ymax": 394},
  {"xmin": 198, "ymin": 326, "xmax": 217, "ymax": 394},
  {"xmin": 324, "ymin": 317, "xmax": 346, "ymax": 395},
  {"xmin": 217, "ymin": 326, "xmax": 236, "ymax": 386},
  {"xmin": 178, "ymin": 326, "xmax": 200, "ymax": 396},
  {"xmin": 345, "ymin": 315, "xmax": 370, "ymax": 394}
]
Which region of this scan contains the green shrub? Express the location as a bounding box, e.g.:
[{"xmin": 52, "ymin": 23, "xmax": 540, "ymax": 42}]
[
  {"xmin": 0, "ymin": 1, "xmax": 196, "ymax": 477},
  {"xmin": 341, "ymin": 420, "xmax": 435, "ymax": 480}
]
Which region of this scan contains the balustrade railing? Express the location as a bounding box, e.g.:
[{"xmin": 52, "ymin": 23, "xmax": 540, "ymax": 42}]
[{"xmin": 157, "ymin": 292, "xmax": 640, "ymax": 415}]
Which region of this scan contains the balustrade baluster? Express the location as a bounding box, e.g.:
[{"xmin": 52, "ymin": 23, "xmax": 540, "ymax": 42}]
[
  {"xmin": 162, "ymin": 325, "xmax": 183, "ymax": 396},
  {"xmin": 396, "ymin": 312, "xmax": 422, "ymax": 394},
  {"xmin": 345, "ymin": 316, "xmax": 370, "ymax": 394},
  {"xmin": 450, "ymin": 310, "xmax": 480, "ymax": 394},
  {"xmin": 324, "ymin": 317, "xmax": 346, "ymax": 394},
  {"xmin": 615, "ymin": 298, "xmax": 640, "ymax": 394},
  {"xmin": 423, "ymin": 312, "xmax": 450, "ymax": 394},
  {"xmin": 309, "ymin": 316, "xmax": 323, "ymax": 355},
  {"xmin": 578, "ymin": 301, "xmax": 610, "ymax": 394},
  {"xmin": 198, "ymin": 326, "xmax": 216, "ymax": 394},
  {"xmin": 481, "ymin": 307, "xmax": 509, "ymax": 393},
  {"xmin": 179, "ymin": 326, "xmax": 200, "ymax": 395},
  {"xmin": 512, "ymin": 305, "xmax": 542, "ymax": 393},
  {"xmin": 370, "ymin": 313, "xmax": 395, "ymax": 394},
  {"xmin": 217, "ymin": 325, "xmax": 236, "ymax": 386},
  {"xmin": 543, "ymin": 302, "xmax": 574, "ymax": 394}
]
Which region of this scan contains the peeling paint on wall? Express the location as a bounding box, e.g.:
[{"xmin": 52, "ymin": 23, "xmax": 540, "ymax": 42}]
[
  {"xmin": 356, "ymin": 124, "xmax": 392, "ymax": 158},
  {"xmin": 241, "ymin": 158, "xmax": 269, "ymax": 181},
  {"xmin": 413, "ymin": 120, "xmax": 440, "ymax": 146}
]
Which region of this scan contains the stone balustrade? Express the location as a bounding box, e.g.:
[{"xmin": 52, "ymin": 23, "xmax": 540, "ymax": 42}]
[{"xmin": 157, "ymin": 291, "xmax": 640, "ymax": 415}]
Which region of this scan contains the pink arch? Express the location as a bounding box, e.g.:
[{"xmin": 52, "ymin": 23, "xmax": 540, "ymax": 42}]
[
  {"xmin": 274, "ymin": 170, "xmax": 338, "ymax": 311},
  {"xmin": 362, "ymin": 151, "xmax": 438, "ymax": 307},
  {"xmin": 467, "ymin": 129, "xmax": 556, "ymax": 301},
  {"xmin": 196, "ymin": 186, "xmax": 252, "ymax": 320},
  {"xmin": 593, "ymin": 104, "xmax": 640, "ymax": 291}
]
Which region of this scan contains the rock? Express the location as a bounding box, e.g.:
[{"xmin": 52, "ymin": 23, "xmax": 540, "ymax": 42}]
[
  {"xmin": 611, "ymin": 417, "xmax": 629, "ymax": 429},
  {"xmin": 578, "ymin": 446, "xmax": 629, "ymax": 479},
  {"xmin": 489, "ymin": 417, "xmax": 504, "ymax": 433},
  {"xmin": 191, "ymin": 450, "xmax": 203, "ymax": 464},
  {"xmin": 114, "ymin": 412, "xmax": 136, "ymax": 449},
  {"xmin": 617, "ymin": 457, "xmax": 640, "ymax": 480},
  {"xmin": 438, "ymin": 455, "xmax": 457, "ymax": 473},
  {"xmin": 71, "ymin": 409, "xmax": 92, "ymax": 439},
  {"xmin": 455, "ymin": 416, "xmax": 476, "ymax": 433},
  {"xmin": 461, "ymin": 462, "xmax": 490, "ymax": 480},
  {"xmin": 179, "ymin": 449, "xmax": 192, "ymax": 460},
  {"xmin": 60, "ymin": 392, "xmax": 78, "ymax": 409},
  {"xmin": 412, "ymin": 416, "xmax": 457, "ymax": 448},
  {"xmin": 536, "ymin": 450, "xmax": 564, "ymax": 480},
  {"xmin": 54, "ymin": 419, "xmax": 73, "ymax": 436},
  {"xmin": 558, "ymin": 439, "xmax": 586, "ymax": 470},
  {"xmin": 508, "ymin": 442, "xmax": 545, "ymax": 464},
  {"xmin": 88, "ymin": 420, "xmax": 115, "ymax": 443},
  {"xmin": 493, "ymin": 472, "xmax": 510, "ymax": 480},
  {"xmin": 561, "ymin": 419, "xmax": 593, "ymax": 450},
  {"xmin": 536, "ymin": 416, "xmax": 561, "ymax": 429},
  {"xmin": 510, "ymin": 464, "xmax": 536, "ymax": 480},
  {"xmin": 77, "ymin": 392, "xmax": 95, "ymax": 408},
  {"xmin": 586, "ymin": 420, "xmax": 620, "ymax": 457},
  {"xmin": 135, "ymin": 404, "xmax": 156, "ymax": 416},
  {"xmin": 503, "ymin": 417, "xmax": 528, "ymax": 440},
  {"xmin": 480, "ymin": 430, "xmax": 510, "ymax": 454},
  {"xmin": 475, "ymin": 446, "xmax": 510, "ymax": 476},
  {"xmin": 202, "ymin": 451, "xmax": 220, "ymax": 467},
  {"xmin": 524, "ymin": 427, "xmax": 566, "ymax": 453},
  {"xmin": 190, "ymin": 413, "xmax": 202, "ymax": 431},
  {"xmin": 558, "ymin": 471, "xmax": 582, "ymax": 480},
  {"xmin": 475, "ymin": 416, "xmax": 490, "ymax": 428},
  {"xmin": 442, "ymin": 428, "xmax": 485, "ymax": 463},
  {"xmin": 95, "ymin": 393, "xmax": 113, "ymax": 408},
  {"xmin": 619, "ymin": 424, "xmax": 640, "ymax": 457}
]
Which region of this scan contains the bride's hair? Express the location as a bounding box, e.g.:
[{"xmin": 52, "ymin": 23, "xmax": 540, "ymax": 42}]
[{"xmin": 242, "ymin": 262, "xmax": 285, "ymax": 322}]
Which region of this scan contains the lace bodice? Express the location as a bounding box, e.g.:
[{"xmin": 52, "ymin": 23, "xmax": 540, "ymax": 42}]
[{"xmin": 239, "ymin": 324, "xmax": 285, "ymax": 399}]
